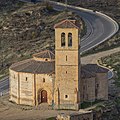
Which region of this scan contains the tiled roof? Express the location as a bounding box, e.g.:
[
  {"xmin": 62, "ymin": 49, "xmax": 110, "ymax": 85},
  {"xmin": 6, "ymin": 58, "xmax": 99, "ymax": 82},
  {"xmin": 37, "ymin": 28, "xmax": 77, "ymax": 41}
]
[
  {"xmin": 81, "ymin": 67, "xmax": 96, "ymax": 79},
  {"xmin": 10, "ymin": 59, "xmax": 55, "ymax": 74},
  {"xmin": 82, "ymin": 64, "xmax": 108, "ymax": 73},
  {"xmin": 10, "ymin": 58, "xmax": 107, "ymax": 76},
  {"xmin": 54, "ymin": 19, "xmax": 80, "ymax": 29},
  {"xmin": 33, "ymin": 50, "xmax": 55, "ymax": 60}
]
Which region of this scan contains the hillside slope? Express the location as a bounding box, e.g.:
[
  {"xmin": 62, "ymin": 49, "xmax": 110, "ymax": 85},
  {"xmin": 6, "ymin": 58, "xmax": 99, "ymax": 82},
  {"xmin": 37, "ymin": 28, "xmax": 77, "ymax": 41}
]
[
  {"xmin": 0, "ymin": 1, "xmax": 83, "ymax": 78},
  {"xmin": 55, "ymin": 0, "xmax": 120, "ymax": 52}
]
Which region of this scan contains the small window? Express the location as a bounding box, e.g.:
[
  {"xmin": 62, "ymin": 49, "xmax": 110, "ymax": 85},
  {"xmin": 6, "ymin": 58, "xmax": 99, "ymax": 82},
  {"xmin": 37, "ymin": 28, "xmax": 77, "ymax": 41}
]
[
  {"xmin": 97, "ymin": 84, "xmax": 99, "ymax": 88},
  {"xmin": 66, "ymin": 71, "xmax": 67, "ymax": 74},
  {"xmin": 45, "ymin": 59, "xmax": 48, "ymax": 61},
  {"xmin": 68, "ymin": 33, "xmax": 72, "ymax": 47},
  {"xmin": 43, "ymin": 78, "xmax": 45, "ymax": 83},
  {"xmin": 66, "ymin": 55, "xmax": 67, "ymax": 61},
  {"xmin": 65, "ymin": 95, "xmax": 68, "ymax": 98},
  {"xmin": 26, "ymin": 77, "xmax": 28, "ymax": 81},
  {"xmin": 61, "ymin": 32, "xmax": 65, "ymax": 47},
  {"xmin": 14, "ymin": 75, "xmax": 15, "ymax": 79}
]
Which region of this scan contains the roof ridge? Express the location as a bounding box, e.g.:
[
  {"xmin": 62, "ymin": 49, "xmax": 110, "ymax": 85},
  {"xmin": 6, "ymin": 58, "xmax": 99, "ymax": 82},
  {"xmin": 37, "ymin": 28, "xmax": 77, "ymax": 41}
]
[
  {"xmin": 33, "ymin": 50, "xmax": 55, "ymax": 60},
  {"xmin": 54, "ymin": 19, "xmax": 79, "ymax": 29},
  {"xmin": 34, "ymin": 61, "xmax": 42, "ymax": 73},
  {"xmin": 43, "ymin": 50, "xmax": 47, "ymax": 59},
  {"xmin": 54, "ymin": 19, "xmax": 66, "ymax": 28},
  {"xmin": 67, "ymin": 19, "xmax": 79, "ymax": 29},
  {"xmin": 48, "ymin": 50, "xmax": 51, "ymax": 60}
]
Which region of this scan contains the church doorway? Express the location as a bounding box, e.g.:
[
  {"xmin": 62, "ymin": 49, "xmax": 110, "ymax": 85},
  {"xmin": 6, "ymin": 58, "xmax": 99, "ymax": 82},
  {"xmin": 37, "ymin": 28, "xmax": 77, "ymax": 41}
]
[{"xmin": 41, "ymin": 90, "xmax": 47, "ymax": 103}]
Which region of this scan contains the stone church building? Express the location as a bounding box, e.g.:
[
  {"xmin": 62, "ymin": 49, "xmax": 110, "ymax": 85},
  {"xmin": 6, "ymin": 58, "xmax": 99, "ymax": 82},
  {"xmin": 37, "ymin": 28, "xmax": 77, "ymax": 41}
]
[{"xmin": 9, "ymin": 19, "xmax": 108, "ymax": 110}]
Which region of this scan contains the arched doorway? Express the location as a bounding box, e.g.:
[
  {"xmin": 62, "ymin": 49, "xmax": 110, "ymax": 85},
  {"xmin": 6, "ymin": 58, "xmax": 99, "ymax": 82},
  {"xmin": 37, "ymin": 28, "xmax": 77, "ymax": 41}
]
[{"xmin": 41, "ymin": 90, "xmax": 47, "ymax": 103}]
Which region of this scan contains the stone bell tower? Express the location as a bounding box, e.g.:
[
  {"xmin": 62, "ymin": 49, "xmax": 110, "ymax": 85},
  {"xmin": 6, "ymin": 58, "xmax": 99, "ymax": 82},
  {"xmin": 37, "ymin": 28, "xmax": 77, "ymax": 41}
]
[{"xmin": 54, "ymin": 19, "xmax": 81, "ymax": 110}]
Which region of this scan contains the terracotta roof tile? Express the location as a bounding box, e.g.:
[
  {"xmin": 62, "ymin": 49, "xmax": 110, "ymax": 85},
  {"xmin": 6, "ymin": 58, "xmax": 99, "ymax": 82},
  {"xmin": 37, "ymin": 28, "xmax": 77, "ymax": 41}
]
[{"xmin": 54, "ymin": 19, "xmax": 80, "ymax": 29}]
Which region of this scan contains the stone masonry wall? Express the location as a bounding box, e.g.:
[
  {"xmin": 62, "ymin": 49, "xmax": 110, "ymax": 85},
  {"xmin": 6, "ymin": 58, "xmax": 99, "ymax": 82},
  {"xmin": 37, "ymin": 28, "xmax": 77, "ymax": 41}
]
[
  {"xmin": 96, "ymin": 73, "xmax": 108, "ymax": 100},
  {"xmin": 36, "ymin": 74, "xmax": 53, "ymax": 105},
  {"xmin": 19, "ymin": 72, "xmax": 34, "ymax": 105},
  {"xmin": 80, "ymin": 77, "xmax": 96, "ymax": 102},
  {"xmin": 55, "ymin": 27, "xmax": 80, "ymax": 110},
  {"xmin": 9, "ymin": 69, "xmax": 19, "ymax": 103}
]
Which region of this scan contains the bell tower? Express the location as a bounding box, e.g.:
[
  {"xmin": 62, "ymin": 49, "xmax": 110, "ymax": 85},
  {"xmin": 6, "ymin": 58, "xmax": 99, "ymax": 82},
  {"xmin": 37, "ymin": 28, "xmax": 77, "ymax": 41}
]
[{"xmin": 54, "ymin": 19, "xmax": 81, "ymax": 110}]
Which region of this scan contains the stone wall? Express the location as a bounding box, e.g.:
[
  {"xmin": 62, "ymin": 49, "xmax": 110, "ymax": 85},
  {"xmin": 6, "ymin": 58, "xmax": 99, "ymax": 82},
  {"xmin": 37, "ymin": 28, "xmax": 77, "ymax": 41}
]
[
  {"xmin": 19, "ymin": 72, "xmax": 34, "ymax": 105},
  {"xmin": 80, "ymin": 77, "xmax": 96, "ymax": 102},
  {"xmin": 10, "ymin": 68, "xmax": 54, "ymax": 106},
  {"xmin": 55, "ymin": 27, "xmax": 81, "ymax": 110},
  {"xmin": 35, "ymin": 74, "xmax": 54, "ymax": 105},
  {"xmin": 9, "ymin": 69, "xmax": 19, "ymax": 103},
  {"xmin": 56, "ymin": 110, "xmax": 93, "ymax": 120},
  {"xmin": 55, "ymin": 28, "xmax": 80, "ymax": 50},
  {"xmin": 96, "ymin": 73, "xmax": 108, "ymax": 100}
]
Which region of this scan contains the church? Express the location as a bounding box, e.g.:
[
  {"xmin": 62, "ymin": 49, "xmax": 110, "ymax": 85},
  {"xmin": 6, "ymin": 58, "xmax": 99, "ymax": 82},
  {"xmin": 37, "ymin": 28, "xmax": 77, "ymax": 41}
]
[{"xmin": 9, "ymin": 19, "xmax": 108, "ymax": 110}]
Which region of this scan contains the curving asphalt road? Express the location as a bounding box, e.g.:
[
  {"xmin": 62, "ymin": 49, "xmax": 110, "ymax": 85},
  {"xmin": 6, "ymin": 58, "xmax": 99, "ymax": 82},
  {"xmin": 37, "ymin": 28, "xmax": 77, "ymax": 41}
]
[
  {"xmin": 51, "ymin": 2, "xmax": 118, "ymax": 52},
  {"xmin": 0, "ymin": 0, "xmax": 119, "ymax": 95}
]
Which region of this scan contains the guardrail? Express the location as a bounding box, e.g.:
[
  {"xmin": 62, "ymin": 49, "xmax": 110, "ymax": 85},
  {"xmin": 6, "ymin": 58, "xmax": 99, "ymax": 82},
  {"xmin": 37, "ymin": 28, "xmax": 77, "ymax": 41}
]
[
  {"xmin": 0, "ymin": 76, "xmax": 9, "ymax": 97},
  {"xmin": 0, "ymin": 90, "xmax": 9, "ymax": 97}
]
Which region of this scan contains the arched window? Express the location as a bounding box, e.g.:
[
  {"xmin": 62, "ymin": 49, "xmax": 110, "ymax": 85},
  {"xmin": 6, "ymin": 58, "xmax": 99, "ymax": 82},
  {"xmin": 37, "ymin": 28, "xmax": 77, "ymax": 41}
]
[
  {"xmin": 68, "ymin": 33, "xmax": 72, "ymax": 47},
  {"xmin": 61, "ymin": 32, "xmax": 65, "ymax": 47}
]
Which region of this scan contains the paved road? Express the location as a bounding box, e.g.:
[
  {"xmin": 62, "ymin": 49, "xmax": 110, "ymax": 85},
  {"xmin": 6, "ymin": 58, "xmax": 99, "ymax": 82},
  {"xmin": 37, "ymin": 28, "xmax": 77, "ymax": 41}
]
[
  {"xmin": 0, "ymin": 77, "xmax": 9, "ymax": 96},
  {"xmin": 0, "ymin": 0, "xmax": 118, "ymax": 95},
  {"xmin": 50, "ymin": 3, "xmax": 118, "ymax": 52},
  {"xmin": 19, "ymin": 0, "xmax": 118, "ymax": 52}
]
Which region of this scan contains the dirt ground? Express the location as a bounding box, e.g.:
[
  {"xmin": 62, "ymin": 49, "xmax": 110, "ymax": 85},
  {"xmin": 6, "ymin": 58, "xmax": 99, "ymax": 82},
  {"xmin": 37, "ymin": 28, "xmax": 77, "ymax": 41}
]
[
  {"xmin": 0, "ymin": 95, "xmax": 78, "ymax": 120},
  {"xmin": 0, "ymin": 47, "xmax": 119, "ymax": 120}
]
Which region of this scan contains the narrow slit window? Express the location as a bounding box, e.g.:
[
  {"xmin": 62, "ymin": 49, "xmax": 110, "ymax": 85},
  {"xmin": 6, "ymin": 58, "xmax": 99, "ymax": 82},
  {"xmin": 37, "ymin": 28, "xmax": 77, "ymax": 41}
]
[
  {"xmin": 61, "ymin": 32, "xmax": 65, "ymax": 47},
  {"xmin": 68, "ymin": 33, "xmax": 72, "ymax": 47},
  {"xmin": 26, "ymin": 77, "xmax": 28, "ymax": 81},
  {"xmin": 66, "ymin": 55, "xmax": 67, "ymax": 61},
  {"xmin": 43, "ymin": 78, "xmax": 45, "ymax": 83}
]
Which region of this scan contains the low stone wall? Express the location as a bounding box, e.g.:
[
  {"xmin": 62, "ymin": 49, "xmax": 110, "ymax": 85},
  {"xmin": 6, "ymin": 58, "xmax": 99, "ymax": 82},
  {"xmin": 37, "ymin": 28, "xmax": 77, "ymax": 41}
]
[{"xmin": 56, "ymin": 110, "xmax": 93, "ymax": 120}]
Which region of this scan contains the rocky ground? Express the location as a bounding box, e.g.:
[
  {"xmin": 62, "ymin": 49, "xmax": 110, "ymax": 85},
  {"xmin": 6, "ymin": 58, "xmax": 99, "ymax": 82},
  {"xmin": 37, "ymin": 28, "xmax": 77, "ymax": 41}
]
[{"xmin": 0, "ymin": 0, "xmax": 84, "ymax": 79}]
